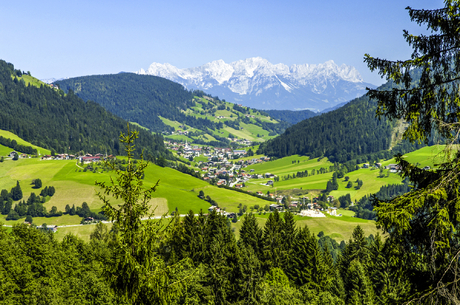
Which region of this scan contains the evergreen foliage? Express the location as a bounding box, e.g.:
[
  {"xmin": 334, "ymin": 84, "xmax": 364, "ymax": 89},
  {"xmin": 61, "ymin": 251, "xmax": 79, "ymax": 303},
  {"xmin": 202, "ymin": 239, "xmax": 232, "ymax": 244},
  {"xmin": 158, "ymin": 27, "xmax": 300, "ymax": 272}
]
[
  {"xmin": 257, "ymin": 83, "xmax": 432, "ymax": 163},
  {"xmin": 56, "ymin": 73, "xmax": 198, "ymax": 132},
  {"xmin": 264, "ymin": 109, "xmax": 319, "ymax": 125},
  {"xmin": 364, "ymin": 3, "xmax": 460, "ymax": 301},
  {"xmin": 0, "ymin": 136, "xmax": 37, "ymax": 155},
  {"xmin": 56, "ymin": 73, "xmax": 291, "ymax": 139},
  {"xmin": 0, "ymin": 60, "xmax": 170, "ymax": 159}
]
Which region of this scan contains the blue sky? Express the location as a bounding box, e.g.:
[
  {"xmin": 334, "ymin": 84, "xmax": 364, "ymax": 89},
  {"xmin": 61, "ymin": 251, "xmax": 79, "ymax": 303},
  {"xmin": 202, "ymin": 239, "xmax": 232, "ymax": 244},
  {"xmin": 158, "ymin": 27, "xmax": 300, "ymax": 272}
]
[{"xmin": 1, "ymin": 0, "xmax": 444, "ymax": 85}]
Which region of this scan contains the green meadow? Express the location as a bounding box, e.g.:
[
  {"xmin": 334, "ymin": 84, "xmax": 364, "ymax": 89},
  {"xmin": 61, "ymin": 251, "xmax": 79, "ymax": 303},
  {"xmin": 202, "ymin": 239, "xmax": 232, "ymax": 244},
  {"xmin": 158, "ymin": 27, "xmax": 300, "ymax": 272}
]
[
  {"xmin": 328, "ymin": 168, "xmax": 401, "ymax": 201},
  {"xmin": 1, "ymin": 132, "xmax": 450, "ymax": 243},
  {"xmin": 0, "ymin": 130, "xmax": 51, "ymax": 156},
  {"xmin": 245, "ymin": 155, "xmax": 333, "ymax": 176},
  {"xmin": 0, "ymin": 149, "xmax": 273, "ymax": 226},
  {"xmin": 231, "ymin": 212, "xmax": 380, "ymax": 242},
  {"xmin": 382, "ymin": 145, "xmax": 451, "ymax": 168},
  {"xmin": 12, "ymin": 74, "xmax": 46, "ymax": 88}
]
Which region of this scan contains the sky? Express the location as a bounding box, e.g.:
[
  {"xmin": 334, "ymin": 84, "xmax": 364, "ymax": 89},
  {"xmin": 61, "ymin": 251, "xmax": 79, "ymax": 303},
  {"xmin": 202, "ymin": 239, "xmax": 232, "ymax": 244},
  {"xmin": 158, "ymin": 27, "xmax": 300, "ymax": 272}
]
[{"xmin": 1, "ymin": 0, "xmax": 444, "ymax": 86}]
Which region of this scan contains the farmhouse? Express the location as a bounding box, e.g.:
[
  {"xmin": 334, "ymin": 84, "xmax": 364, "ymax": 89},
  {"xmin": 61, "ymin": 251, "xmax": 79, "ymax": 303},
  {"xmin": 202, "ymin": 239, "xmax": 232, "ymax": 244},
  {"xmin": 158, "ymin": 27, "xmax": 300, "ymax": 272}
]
[
  {"xmin": 80, "ymin": 156, "xmax": 101, "ymax": 163},
  {"xmin": 269, "ymin": 204, "xmax": 283, "ymax": 211}
]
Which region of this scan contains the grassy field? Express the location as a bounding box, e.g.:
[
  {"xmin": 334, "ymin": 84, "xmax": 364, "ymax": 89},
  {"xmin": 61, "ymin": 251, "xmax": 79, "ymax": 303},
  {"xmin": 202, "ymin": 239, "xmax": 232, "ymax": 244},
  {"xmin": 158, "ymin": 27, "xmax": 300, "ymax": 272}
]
[
  {"xmin": 244, "ymin": 163, "xmax": 402, "ymax": 201},
  {"xmin": 245, "ymin": 155, "xmax": 333, "ymax": 176},
  {"xmin": 3, "ymin": 140, "xmax": 450, "ymax": 242},
  {"xmin": 13, "ymin": 74, "xmax": 46, "ymax": 88},
  {"xmin": 0, "ymin": 155, "xmax": 276, "ymax": 226},
  {"xmin": 329, "ymin": 168, "xmax": 401, "ymax": 201},
  {"xmin": 382, "ymin": 145, "xmax": 451, "ymax": 168},
  {"xmin": 0, "ymin": 130, "xmax": 51, "ymax": 156},
  {"xmin": 158, "ymin": 97, "xmax": 281, "ymax": 144},
  {"xmin": 231, "ymin": 211, "xmax": 380, "ymax": 242}
]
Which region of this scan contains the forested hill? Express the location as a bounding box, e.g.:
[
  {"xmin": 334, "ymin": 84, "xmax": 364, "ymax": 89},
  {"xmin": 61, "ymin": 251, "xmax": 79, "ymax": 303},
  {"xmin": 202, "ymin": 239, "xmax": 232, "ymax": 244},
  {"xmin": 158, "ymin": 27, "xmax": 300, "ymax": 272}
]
[
  {"xmin": 55, "ymin": 73, "xmax": 292, "ymax": 146},
  {"xmin": 257, "ymin": 81, "xmax": 427, "ymax": 163},
  {"xmin": 0, "ymin": 60, "xmax": 170, "ymax": 158},
  {"xmin": 263, "ymin": 109, "xmax": 319, "ymax": 125},
  {"xmin": 56, "ymin": 73, "xmax": 206, "ymax": 132}
]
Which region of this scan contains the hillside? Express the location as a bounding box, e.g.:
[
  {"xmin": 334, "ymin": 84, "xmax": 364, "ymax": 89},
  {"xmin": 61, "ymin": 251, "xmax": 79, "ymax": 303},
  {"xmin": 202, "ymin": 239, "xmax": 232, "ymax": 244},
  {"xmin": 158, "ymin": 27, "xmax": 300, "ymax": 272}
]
[
  {"xmin": 0, "ymin": 60, "xmax": 170, "ymax": 158},
  {"xmin": 0, "ymin": 151, "xmax": 274, "ymax": 222},
  {"xmin": 257, "ymin": 80, "xmax": 431, "ymax": 163},
  {"xmin": 55, "ymin": 73, "xmax": 290, "ymax": 145},
  {"xmin": 263, "ymin": 109, "xmax": 319, "ymax": 125}
]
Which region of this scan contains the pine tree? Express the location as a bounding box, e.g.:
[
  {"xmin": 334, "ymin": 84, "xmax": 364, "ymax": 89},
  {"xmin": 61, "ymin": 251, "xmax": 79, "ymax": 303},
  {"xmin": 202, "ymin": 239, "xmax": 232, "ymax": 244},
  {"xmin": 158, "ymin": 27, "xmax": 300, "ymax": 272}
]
[
  {"xmin": 286, "ymin": 226, "xmax": 312, "ymax": 286},
  {"xmin": 95, "ymin": 125, "xmax": 180, "ymax": 303},
  {"xmin": 11, "ymin": 181, "xmax": 22, "ymax": 201},
  {"xmin": 33, "ymin": 178, "xmax": 42, "ymax": 189},
  {"xmin": 262, "ymin": 210, "xmax": 284, "ymax": 271},
  {"xmin": 332, "ymin": 172, "xmax": 339, "ymax": 190},
  {"xmin": 281, "ymin": 211, "xmax": 296, "ymax": 256},
  {"xmin": 365, "ymin": 2, "xmax": 460, "ymax": 301},
  {"xmin": 239, "ymin": 213, "xmax": 263, "ymax": 257},
  {"xmin": 345, "ymin": 260, "xmax": 375, "ymax": 304}
]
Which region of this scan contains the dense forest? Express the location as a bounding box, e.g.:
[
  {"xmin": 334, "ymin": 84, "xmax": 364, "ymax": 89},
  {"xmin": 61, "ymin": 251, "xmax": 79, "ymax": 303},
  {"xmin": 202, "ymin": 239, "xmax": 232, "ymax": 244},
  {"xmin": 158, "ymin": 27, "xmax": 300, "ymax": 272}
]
[
  {"xmin": 0, "ymin": 210, "xmax": 393, "ymax": 304},
  {"xmin": 56, "ymin": 74, "xmax": 291, "ymax": 140},
  {"xmin": 257, "ymin": 78, "xmax": 435, "ymax": 163},
  {"xmin": 0, "ymin": 60, "xmax": 170, "ymax": 159},
  {"xmin": 56, "ymin": 73, "xmax": 217, "ymax": 133},
  {"xmin": 263, "ymin": 109, "xmax": 318, "ymax": 125}
]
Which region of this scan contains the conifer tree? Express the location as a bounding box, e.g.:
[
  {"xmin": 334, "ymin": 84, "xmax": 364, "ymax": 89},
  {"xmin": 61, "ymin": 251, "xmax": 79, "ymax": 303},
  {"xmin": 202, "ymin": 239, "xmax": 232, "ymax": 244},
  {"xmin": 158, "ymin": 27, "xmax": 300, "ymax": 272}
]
[
  {"xmin": 95, "ymin": 125, "xmax": 181, "ymax": 304},
  {"xmin": 239, "ymin": 213, "xmax": 263, "ymax": 257},
  {"xmin": 11, "ymin": 181, "xmax": 22, "ymax": 201},
  {"xmin": 281, "ymin": 210, "xmax": 296, "ymax": 254},
  {"xmin": 345, "ymin": 260, "xmax": 375, "ymax": 304},
  {"xmin": 286, "ymin": 226, "xmax": 312, "ymax": 286},
  {"xmin": 262, "ymin": 210, "xmax": 284, "ymax": 271},
  {"xmin": 365, "ymin": 1, "xmax": 460, "ymax": 301}
]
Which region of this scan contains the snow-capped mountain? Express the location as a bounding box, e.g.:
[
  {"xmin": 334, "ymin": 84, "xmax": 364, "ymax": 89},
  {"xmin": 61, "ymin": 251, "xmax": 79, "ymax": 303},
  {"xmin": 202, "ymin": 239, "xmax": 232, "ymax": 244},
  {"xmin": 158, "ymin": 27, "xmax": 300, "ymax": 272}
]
[
  {"xmin": 41, "ymin": 77, "xmax": 68, "ymax": 84},
  {"xmin": 137, "ymin": 57, "xmax": 375, "ymax": 111}
]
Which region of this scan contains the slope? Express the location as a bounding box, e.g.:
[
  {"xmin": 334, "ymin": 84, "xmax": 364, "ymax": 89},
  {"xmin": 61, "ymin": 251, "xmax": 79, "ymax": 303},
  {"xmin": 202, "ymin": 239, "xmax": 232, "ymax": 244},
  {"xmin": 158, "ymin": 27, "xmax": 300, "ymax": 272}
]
[
  {"xmin": 55, "ymin": 74, "xmax": 289, "ymax": 145},
  {"xmin": 0, "ymin": 60, "xmax": 170, "ymax": 159},
  {"xmin": 257, "ymin": 80, "xmax": 429, "ymax": 163}
]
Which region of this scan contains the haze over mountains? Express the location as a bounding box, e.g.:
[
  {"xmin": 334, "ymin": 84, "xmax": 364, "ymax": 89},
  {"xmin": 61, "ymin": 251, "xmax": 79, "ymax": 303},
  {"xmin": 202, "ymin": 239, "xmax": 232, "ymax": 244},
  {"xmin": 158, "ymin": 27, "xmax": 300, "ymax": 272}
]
[{"xmin": 137, "ymin": 57, "xmax": 376, "ymax": 111}]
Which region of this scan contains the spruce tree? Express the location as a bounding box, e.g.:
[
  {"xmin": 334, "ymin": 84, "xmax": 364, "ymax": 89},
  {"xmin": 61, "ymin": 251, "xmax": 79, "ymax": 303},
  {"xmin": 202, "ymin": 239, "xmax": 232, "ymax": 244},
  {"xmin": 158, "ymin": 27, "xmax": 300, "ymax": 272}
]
[
  {"xmin": 286, "ymin": 226, "xmax": 312, "ymax": 286},
  {"xmin": 11, "ymin": 181, "xmax": 22, "ymax": 201},
  {"xmin": 262, "ymin": 210, "xmax": 284, "ymax": 271},
  {"xmin": 239, "ymin": 213, "xmax": 263, "ymax": 257},
  {"xmin": 95, "ymin": 125, "xmax": 181, "ymax": 303},
  {"xmin": 345, "ymin": 260, "xmax": 375, "ymax": 305},
  {"xmin": 365, "ymin": 2, "xmax": 460, "ymax": 301}
]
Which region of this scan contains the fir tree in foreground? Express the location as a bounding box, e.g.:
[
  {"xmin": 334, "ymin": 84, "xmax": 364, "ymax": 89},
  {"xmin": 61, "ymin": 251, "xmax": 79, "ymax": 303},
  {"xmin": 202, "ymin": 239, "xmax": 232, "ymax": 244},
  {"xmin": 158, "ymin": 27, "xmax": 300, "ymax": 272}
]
[
  {"xmin": 365, "ymin": 1, "xmax": 460, "ymax": 302},
  {"xmin": 95, "ymin": 124, "xmax": 187, "ymax": 304}
]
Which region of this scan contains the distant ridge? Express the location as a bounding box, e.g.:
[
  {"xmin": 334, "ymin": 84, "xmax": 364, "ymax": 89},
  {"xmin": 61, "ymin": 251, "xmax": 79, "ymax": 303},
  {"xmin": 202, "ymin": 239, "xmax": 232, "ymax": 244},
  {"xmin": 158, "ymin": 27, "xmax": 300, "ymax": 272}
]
[
  {"xmin": 0, "ymin": 60, "xmax": 170, "ymax": 159},
  {"xmin": 138, "ymin": 57, "xmax": 376, "ymax": 111}
]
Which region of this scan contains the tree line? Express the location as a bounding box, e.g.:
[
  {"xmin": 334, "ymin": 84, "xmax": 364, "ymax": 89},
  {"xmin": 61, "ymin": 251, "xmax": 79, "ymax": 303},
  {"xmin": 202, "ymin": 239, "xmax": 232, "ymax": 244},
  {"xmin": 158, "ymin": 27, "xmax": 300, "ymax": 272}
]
[{"xmin": 0, "ymin": 136, "xmax": 37, "ymax": 155}]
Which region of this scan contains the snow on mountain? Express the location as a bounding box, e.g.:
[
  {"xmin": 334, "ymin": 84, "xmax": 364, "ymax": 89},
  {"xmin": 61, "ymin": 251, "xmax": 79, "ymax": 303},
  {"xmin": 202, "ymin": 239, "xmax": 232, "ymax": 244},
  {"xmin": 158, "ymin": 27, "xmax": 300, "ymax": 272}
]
[
  {"xmin": 137, "ymin": 57, "xmax": 375, "ymax": 111},
  {"xmin": 41, "ymin": 77, "xmax": 68, "ymax": 84}
]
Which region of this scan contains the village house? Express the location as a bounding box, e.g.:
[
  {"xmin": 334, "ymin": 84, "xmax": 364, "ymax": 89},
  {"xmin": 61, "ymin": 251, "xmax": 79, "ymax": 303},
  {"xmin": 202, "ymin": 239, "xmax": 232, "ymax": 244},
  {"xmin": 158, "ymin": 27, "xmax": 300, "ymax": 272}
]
[
  {"xmin": 328, "ymin": 207, "xmax": 338, "ymax": 216},
  {"xmin": 216, "ymin": 179, "xmax": 227, "ymax": 186},
  {"xmin": 80, "ymin": 156, "xmax": 101, "ymax": 163},
  {"xmin": 269, "ymin": 204, "xmax": 283, "ymax": 211}
]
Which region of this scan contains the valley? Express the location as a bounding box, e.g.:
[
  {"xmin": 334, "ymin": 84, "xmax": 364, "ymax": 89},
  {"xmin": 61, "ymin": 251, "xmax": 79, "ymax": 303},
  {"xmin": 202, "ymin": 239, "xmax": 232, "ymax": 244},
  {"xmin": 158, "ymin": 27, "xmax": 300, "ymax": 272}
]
[
  {"xmin": 0, "ymin": 128, "xmax": 448, "ymax": 243},
  {"xmin": 2, "ymin": 1, "xmax": 459, "ymax": 302},
  {"xmin": 0, "ymin": 58, "xmax": 445, "ymax": 246}
]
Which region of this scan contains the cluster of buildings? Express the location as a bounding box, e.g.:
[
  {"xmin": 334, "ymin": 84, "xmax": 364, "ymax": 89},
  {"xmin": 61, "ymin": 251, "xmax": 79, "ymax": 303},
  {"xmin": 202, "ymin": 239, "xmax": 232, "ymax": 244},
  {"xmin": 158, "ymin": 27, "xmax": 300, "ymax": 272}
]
[
  {"xmin": 207, "ymin": 205, "xmax": 236, "ymax": 219},
  {"xmin": 39, "ymin": 153, "xmax": 114, "ymax": 163}
]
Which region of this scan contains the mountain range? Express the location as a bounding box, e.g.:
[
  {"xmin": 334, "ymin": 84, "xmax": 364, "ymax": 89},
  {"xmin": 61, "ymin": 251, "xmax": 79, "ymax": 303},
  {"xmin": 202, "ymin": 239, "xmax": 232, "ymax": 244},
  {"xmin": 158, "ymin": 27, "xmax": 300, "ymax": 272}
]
[{"xmin": 137, "ymin": 57, "xmax": 376, "ymax": 111}]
